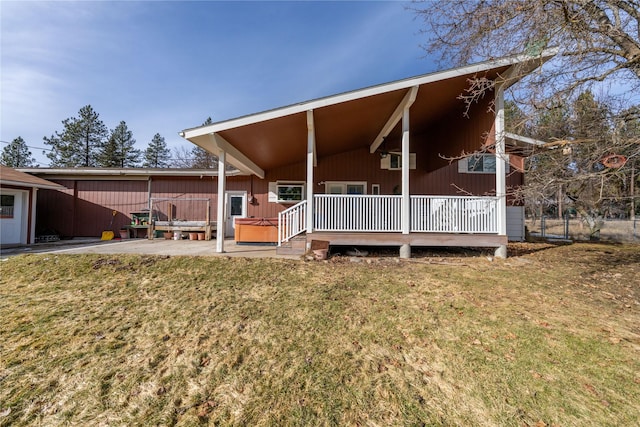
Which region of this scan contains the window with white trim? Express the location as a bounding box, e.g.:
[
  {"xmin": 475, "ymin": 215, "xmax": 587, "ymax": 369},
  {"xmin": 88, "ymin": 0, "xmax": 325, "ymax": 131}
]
[
  {"xmin": 325, "ymin": 181, "xmax": 367, "ymax": 195},
  {"xmin": 459, "ymin": 154, "xmax": 510, "ymax": 174},
  {"xmin": 380, "ymin": 152, "xmax": 416, "ymax": 170},
  {"xmin": 268, "ymin": 182, "xmax": 306, "ymax": 203}
]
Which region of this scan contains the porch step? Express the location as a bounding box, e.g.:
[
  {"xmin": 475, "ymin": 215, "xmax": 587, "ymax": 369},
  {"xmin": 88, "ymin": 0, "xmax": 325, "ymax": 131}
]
[{"xmin": 276, "ymin": 235, "xmax": 307, "ymax": 256}]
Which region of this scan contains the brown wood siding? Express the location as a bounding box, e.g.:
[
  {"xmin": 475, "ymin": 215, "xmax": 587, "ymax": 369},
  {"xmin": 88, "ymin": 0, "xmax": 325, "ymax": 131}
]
[
  {"xmin": 150, "ymin": 177, "xmax": 216, "ymax": 222},
  {"xmin": 35, "ymin": 177, "xmax": 252, "ymax": 238},
  {"xmin": 33, "ymin": 97, "xmax": 520, "ymax": 237},
  {"xmin": 36, "ymin": 181, "xmax": 75, "ymax": 237},
  {"xmin": 75, "ymin": 180, "xmax": 148, "ymax": 236}
]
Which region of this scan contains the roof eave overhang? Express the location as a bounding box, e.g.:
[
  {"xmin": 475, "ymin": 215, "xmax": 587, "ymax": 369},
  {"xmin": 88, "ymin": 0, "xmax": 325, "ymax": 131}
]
[
  {"xmin": 15, "ymin": 168, "xmax": 246, "ymax": 180},
  {"xmin": 504, "ymin": 132, "xmax": 550, "ymax": 156},
  {"xmin": 182, "ymin": 48, "xmax": 558, "ymax": 141},
  {"xmin": 505, "ymin": 132, "xmax": 547, "ymax": 147},
  {"xmin": 181, "ymin": 48, "xmax": 558, "ymax": 173},
  {"xmin": 0, "ymin": 179, "xmax": 64, "ymax": 190}
]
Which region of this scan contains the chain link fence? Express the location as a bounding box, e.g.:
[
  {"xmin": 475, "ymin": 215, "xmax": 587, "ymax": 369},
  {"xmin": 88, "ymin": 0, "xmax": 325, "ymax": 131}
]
[{"xmin": 526, "ymin": 217, "xmax": 639, "ymax": 242}]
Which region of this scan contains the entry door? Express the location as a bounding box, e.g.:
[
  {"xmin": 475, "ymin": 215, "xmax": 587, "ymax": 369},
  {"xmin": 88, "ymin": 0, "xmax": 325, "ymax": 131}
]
[
  {"xmin": 225, "ymin": 191, "xmax": 247, "ymax": 237},
  {"xmin": 0, "ymin": 190, "xmax": 25, "ymax": 244}
]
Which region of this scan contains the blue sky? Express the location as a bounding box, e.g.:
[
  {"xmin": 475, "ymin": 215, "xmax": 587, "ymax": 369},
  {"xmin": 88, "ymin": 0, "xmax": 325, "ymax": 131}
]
[{"xmin": 1, "ymin": 0, "xmax": 432, "ymax": 166}]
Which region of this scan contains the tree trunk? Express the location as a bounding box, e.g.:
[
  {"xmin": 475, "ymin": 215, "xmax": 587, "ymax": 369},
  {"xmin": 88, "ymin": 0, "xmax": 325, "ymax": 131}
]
[
  {"xmin": 632, "ymin": 163, "xmax": 636, "ymax": 221},
  {"xmin": 557, "ymin": 185, "xmax": 563, "ymax": 219}
]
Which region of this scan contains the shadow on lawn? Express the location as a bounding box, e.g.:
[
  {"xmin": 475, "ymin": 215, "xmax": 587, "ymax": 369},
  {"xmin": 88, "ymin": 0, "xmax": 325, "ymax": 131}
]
[{"xmin": 328, "ymin": 242, "xmax": 565, "ymax": 259}]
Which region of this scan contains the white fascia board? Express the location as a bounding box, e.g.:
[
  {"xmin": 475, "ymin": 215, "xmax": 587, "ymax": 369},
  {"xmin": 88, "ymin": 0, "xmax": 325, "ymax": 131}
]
[
  {"xmin": 182, "ymin": 49, "xmax": 558, "ymax": 140},
  {"xmin": 370, "ymin": 86, "xmax": 419, "ymax": 154},
  {"xmin": 15, "ymin": 168, "xmax": 244, "ymax": 179},
  {"xmin": 504, "ymin": 132, "xmax": 547, "ymax": 147},
  {"xmin": 210, "ymin": 133, "xmax": 265, "ymax": 179},
  {"xmin": 0, "ymin": 180, "xmax": 63, "ymax": 190}
]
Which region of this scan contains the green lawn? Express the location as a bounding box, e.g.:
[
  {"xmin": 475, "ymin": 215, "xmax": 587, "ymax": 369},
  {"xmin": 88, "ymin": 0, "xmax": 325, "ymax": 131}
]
[{"xmin": 1, "ymin": 243, "xmax": 639, "ymax": 426}]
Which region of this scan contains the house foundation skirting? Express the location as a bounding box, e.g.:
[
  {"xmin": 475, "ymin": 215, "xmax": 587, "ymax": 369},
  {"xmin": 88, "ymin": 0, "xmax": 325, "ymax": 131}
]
[{"xmin": 307, "ymin": 232, "xmax": 507, "ymax": 248}]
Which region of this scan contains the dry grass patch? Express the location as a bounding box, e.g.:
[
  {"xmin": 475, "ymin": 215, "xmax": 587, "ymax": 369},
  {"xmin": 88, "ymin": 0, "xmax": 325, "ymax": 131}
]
[{"xmin": 1, "ymin": 243, "xmax": 639, "ymax": 426}]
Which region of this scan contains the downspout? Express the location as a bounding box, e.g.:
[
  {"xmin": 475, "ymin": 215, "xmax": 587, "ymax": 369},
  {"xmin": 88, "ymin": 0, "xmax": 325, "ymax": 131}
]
[
  {"xmin": 147, "ymin": 177, "xmax": 152, "ymax": 211},
  {"xmin": 147, "ymin": 176, "xmax": 153, "ymax": 239},
  {"xmin": 29, "ymin": 188, "xmax": 36, "ymax": 244},
  {"xmin": 72, "ymin": 180, "xmax": 78, "ymax": 238},
  {"xmin": 494, "ymin": 85, "xmax": 508, "ymax": 258}
]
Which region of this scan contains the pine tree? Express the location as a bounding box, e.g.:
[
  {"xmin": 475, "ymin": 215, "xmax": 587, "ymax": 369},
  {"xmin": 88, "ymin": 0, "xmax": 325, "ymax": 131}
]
[
  {"xmin": 98, "ymin": 121, "xmax": 140, "ymax": 167},
  {"xmin": 1, "ymin": 137, "xmax": 37, "ymax": 167},
  {"xmin": 504, "ymin": 101, "xmax": 529, "ymax": 135},
  {"xmin": 143, "ymin": 133, "xmax": 171, "ymax": 168},
  {"xmin": 171, "ymin": 117, "xmax": 218, "ymax": 169},
  {"xmin": 190, "ymin": 117, "xmax": 218, "ymax": 169},
  {"xmin": 44, "ymin": 105, "xmax": 108, "ymax": 167},
  {"xmin": 190, "ymin": 146, "xmax": 218, "ymax": 169}
]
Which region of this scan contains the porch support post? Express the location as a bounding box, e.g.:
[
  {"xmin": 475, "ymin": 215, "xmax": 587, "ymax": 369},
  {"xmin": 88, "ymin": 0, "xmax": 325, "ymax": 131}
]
[
  {"xmin": 306, "ymin": 110, "xmax": 315, "ymax": 238},
  {"xmin": 29, "ymin": 188, "xmax": 37, "ymax": 244},
  {"xmin": 216, "ymin": 147, "xmax": 226, "ymax": 253},
  {"xmin": 400, "ymin": 104, "xmax": 411, "ymax": 259},
  {"xmin": 494, "ymin": 85, "xmax": 508, "ymax": 258}
]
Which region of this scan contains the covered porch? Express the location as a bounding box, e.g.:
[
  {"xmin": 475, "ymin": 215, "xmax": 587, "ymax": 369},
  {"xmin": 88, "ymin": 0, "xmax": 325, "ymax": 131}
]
[
  {"xmin": 278, "ymin": 194, "xmax": 504, "ymax": 251},
  {"xmin": 181, "ymin": 51, "xmax": 556, "ymax": 258}
]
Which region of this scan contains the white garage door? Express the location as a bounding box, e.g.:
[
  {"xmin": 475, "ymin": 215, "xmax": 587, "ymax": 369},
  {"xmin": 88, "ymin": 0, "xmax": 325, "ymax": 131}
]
[{"xmin": 1, "ymin": 190, "xmax": 25, "ymax": 245}]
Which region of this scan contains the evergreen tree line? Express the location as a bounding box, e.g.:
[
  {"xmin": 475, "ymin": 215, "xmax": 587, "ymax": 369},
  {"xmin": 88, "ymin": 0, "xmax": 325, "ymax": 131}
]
[
  {"xmin": 1, "ymin": 105, "xmax": 217, "ymax": 169},
  {"xmin": 507, "ymin": 91, "xmax": 640, "ymax": 230}
]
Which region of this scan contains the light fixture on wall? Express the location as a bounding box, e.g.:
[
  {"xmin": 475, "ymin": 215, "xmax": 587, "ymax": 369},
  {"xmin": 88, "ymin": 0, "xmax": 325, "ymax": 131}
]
[{"xmin": 379, "ymin": 137, "xmax": 389, "ymax": 158}]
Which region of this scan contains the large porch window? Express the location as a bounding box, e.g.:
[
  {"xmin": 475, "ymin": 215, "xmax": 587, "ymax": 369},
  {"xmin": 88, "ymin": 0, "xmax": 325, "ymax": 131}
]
[
  {"xmin": 269, "ymin": 181, "xmax": 306, "ymax": 203},
  {"xmin": 325, "ymin": 181, "xmax": 367, "ymax": 195}
]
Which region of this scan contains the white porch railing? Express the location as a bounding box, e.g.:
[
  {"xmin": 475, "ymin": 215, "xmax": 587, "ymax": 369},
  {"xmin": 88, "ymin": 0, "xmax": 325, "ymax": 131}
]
[
  {"xmin": 410, "ymin": 195, "xmax": 498, "ymax": 233},
  {"xmin": 278, "ymin": 195, "xmax": 498, "ymax": 243},
  {"xmin": 278, "ymin": 200, "xmax": 307, "ymax": 245},
  {"xmin": 313, "ymin": 194, "xmax": 498, "ymax": 233},
  {"xmin": 314, "ymin": 195, "xmax": 402, "ymax": 232}
]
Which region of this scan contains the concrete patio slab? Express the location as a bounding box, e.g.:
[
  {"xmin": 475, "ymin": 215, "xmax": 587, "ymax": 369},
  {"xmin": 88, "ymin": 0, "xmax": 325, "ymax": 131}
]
[{"xmin": 1, "ymin": 238, "xmax": 300, "ymax": 260}]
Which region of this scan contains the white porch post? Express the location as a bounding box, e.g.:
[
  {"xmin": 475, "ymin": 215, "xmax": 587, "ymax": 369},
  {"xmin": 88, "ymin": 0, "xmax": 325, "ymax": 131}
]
[
  {"xmin": 400, "ymin": 105, "xmax": 411, "ymax": 258},
  {"xmin": 216, "ymin": 148, "xmax": 226, "ymax": 253},
  {"xmin": 495, "ymin": 85, "xmax": 508, "ymax": 258},
  {"xmin": 306, "ymin": 110, "xmax": 315, "ymax": 239}
]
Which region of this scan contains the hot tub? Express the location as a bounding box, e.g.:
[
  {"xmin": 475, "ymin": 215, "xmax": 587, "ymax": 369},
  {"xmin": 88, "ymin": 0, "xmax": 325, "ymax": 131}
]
[{"xmin": 234, "ymin": 218, "xmax": 278, "ymax": 244}]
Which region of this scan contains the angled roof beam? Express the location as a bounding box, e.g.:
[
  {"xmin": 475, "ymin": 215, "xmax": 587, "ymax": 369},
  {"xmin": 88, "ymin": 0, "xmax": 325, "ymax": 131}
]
[
  {"xmin": 370, "ymin": 86, "xmax": 419, "ymax": 154},
  {"xmin": 209, "ymin": 133, "xmax": 265, "ymax": 179}
]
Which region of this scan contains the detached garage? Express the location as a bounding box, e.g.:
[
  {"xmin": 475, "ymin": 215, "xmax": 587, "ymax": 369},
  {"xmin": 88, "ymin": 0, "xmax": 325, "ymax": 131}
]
[{"xmin": 0, "ymin": 165, "xmax": 63, "ymax": 246}]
